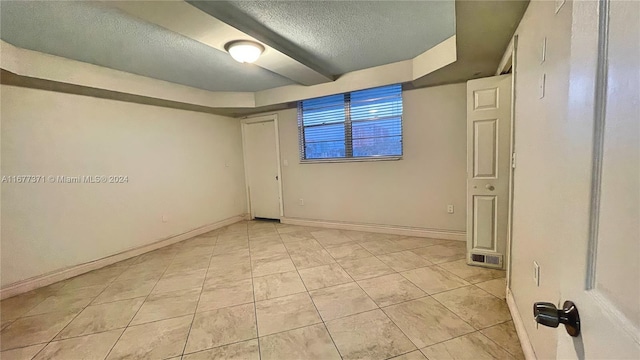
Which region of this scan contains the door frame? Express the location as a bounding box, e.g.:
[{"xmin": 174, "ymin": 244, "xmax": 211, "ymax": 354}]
[
  {"xmin": 240, "ymin": 114, "xmax": 284, "ymax": 220},
  {"xmin": 493, "ymin": 31, "xmax": 519, "ymax": 287},
  {"xmin": 499, "ymin": 34, "xmax": 539, "ymax": 359},
  {"xmin": 504, "ymin": 35, "xmax": 518, "ymax": 289}
]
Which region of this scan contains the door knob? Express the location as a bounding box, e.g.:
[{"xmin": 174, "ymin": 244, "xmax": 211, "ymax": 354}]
[
  {"xmin": 485, "ymin": 184, "xmax": 495, "ymax": 191},
  {"xmin": 533, "ymin": 301, "xmax": 581, "ymax": 337}
]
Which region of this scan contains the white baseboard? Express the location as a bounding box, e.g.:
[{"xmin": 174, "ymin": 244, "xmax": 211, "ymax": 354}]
[
  {"xmin": 280, "ymin": 217, "xmax": 466, "ymax": 241},
  {"xmin": 506, "ymin": 288, "xmax": 537, "ymax": 360},
  {"xmin": 0, "ymin": 214, "xmax": 247, "ymax": 300}
]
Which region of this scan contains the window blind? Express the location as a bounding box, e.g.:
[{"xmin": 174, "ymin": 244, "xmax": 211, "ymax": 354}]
[{"xmin": 298, "ymin": 84, "xmax": 403, "ymax": 161}]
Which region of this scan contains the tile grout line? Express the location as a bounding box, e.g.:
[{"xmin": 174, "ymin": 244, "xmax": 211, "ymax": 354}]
[
  {"xmin": 212, "ymin": 226, "xmax": 513, "ymax": 358},
  {"xmin": 270, "ymin": 230, "xmax": 492, "ymax": 318},
  {"xmin": 181, "ymin": 319, "xmax": 335, "ymax": 358},
  {"xmin": 1, "ymin": 295, "xmax": 51, "ymax": 328},
  {"xmin": 433, "ymin": 262, "xmax": 506, "ymax": 283},
  {"xmin": 476, "ymin": 321, "xmax": 525, "ymax": 358},
  {"xmin": 32, "ymin": 307, "xmax": 219, "ymax": 346},
  {"xmin": 428, "ymin": 285, "xmax": 512, "ymax": 334},
  {"xmin": 245, "ymin": 224, "xmax": 262, "ymax": 360},
  {"xmin": 2, "ymin": 264, "xmax": 136, "ymax": 355},
  {"xmin": 179, "ymin": 235, "xmax": 219, "ymax": 358},
  {"xmin": 0, "ymin": 320, "xmax": 15, "ymax": 332},
  {"xmin": 27, "ymin": 259, "xmax": 140, "ymax": 359},
  {"xmin": 323, "ymin": 230, "xmax": 517, "ymax": 358},
  {"xmin": 472, "ymin": 281, "xmax": 508, "ymax": 301},
  {"xmin": 418, "ymin": 330, "xmax": 486, "ymax": 354},
  {"xmin": 1, "ymin": 341, "xmax": 49, "ymax": 355},
  {"xmin": 103, "ymin": 245, "xmax": 184, "ymax": 360},
  {"xmin": 11, "ymin": 253, "xmax": 487, "ymax": 327},
  {"xmin": 279, "ymin": 228, "xmax": 346, "ymax": 360},
  {"xmin": 246, "ymin": 228, "xmax": 508, "ymax": 325},
  {"xmin": 341, "ymin": 263, "xmax": 421, "ymax": 357},
  {"xmin": 231, "ymin": 227, "xmax": 505, "ymax": 354},
  {"xmin": 6, "ymin": 263, "xmax": 137, "ymax": 323},
  {"xmin": 315, "ymin": 231, "xmax": 463, "ymax": 356},
  {"xmin": 234, "ymin": 261, "xmax": 504, "ymax": 305},
  {"xmin": 396, "ymin": 282, "xmax": 518, "ymax": 356},
  {"xmin": 181, "ymin": 336, "xmax": 260, "ymax": 357},
  {"xmin": 385, "ymin": 349, "xmax": 423, "ymax": 359},
  {"xmin": 320, "ymin": 230, "xmax": 436, "ymax": 358},
  {"xmin": 397, "ymin": 269, "xmax": 470, "ymax": 297},
  {"xmin": 379, "ymin": 296, "xmax": 475, "ymax": 355},
  {"xmin": 414, "ymin": 316, "xmax": 519, "ymax": 357},
  {"xmin": 3, "ymin": 223, "xmax": 516, "ymax": 359}
]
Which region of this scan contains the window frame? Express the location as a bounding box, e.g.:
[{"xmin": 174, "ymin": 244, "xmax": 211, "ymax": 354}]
[{"xmin": 297, "ymin": 85, "xmax": 403, "ymax": 163}]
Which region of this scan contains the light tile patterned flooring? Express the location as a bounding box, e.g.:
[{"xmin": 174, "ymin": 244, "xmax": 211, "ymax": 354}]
[{"xmin": 0, "ymin": 221, "xmax": 523, "ymax": 360}]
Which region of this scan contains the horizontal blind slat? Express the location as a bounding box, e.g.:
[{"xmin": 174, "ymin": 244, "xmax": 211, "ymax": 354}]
[
  {"xmin": 352, "ymin": 118, "xmax": 402, "ymax": 139},
  {"xmin": 299, "ymin": 84, "xmax": 402, "ymax": 160}
]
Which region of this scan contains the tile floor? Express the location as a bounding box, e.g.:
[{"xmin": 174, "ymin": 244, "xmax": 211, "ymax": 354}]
[{"xmin": 0, "ymin": 221, "xmax": 523, "ymax": 360}]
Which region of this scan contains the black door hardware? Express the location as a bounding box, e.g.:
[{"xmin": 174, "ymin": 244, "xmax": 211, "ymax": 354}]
[{"xmin": 533, "ymin": 301, "xmax": 580, "ymax": 337}]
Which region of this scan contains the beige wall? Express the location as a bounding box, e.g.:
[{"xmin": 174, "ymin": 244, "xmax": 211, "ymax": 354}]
[
  {"xmin": 508, "ymin": 0, "xmax": 573, "ymax": 358},
  {"xmin": 1, "ymin": 85, "xmax": 247, "ymax": 287},
  {"xmin": 270, "ymin": 83, "xmax": 467, "ymax": 233}
]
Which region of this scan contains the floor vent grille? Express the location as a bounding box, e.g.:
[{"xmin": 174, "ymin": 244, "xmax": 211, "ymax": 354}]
[{"xmin": 470, "ymin": 253, "xmax": 503, "ymax": 269}]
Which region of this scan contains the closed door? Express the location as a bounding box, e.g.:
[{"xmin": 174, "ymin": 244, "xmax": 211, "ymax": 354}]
[
  {"xmin": 466, "ymin": 74, "xmax": 512, "ymax": 269},
  {"xmin": 243, "ymin": 120, "xmax": 281, "ymax": 220},
  {"xmin": 554, "ymin": 1, "xmax": 640, "ymax": 357}
]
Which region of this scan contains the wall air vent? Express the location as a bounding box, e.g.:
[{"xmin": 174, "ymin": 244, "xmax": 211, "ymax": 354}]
[{"xmin": 469, "ymin": 253, "xmax": 503, "ymax": 269}]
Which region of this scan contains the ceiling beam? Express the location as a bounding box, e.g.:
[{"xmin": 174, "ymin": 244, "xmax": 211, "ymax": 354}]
[
  {"xmin": 254, "ymin": 35, "xmax": 456, "ymax": 107},
  {"xmin": 187, "ymin": 1, "xmax": 336, "ymax": 81},
  {"xmin": 103, "ymin": 0, "xmax": 333, "ymax": 86}
]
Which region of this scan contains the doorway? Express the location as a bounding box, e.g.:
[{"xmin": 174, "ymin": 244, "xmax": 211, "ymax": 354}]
[
  {"xmin": 466, "ymin": 74, "xmax": 513, "ymax": 270},
  {"xmin": 241, "ymin": 115, "xmax": 283, "ymax": 220}
]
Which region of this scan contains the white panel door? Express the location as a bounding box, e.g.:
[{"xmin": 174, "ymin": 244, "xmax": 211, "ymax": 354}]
[
  {"xmin": 466, "ymin": 74, "xmax": 512, "ymax": 269},
  {"xmin": 554, "ymin": 1, "xmax": 640, "ymax": 358},
  {"xmin": 243, "ymin": 119, "xmax": 281, "ymax": 220}
]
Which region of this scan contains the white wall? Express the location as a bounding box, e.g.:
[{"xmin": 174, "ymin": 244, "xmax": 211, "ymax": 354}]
[
  {"xmin": 508, "ymin": 0, "xmax": 573, "ymax": 358},
  {"xmin": 269, "ymin": 83, "xmax": 467, "ymax": 233},
  {"xmin": 1, "ymin": 85, "xmax": 247, "ymax": 287}
]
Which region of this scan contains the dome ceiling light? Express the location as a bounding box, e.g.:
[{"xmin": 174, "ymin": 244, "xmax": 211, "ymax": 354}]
[{"xmin": 224, "ymin": 40, "xmax": 265, "ymax": 64}]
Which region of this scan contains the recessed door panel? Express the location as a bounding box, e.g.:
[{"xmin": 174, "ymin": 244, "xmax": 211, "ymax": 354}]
[
  {"xmin": 473, "ymin": 119, "xmax": 498, "ymax": 179},
  {"xmin": 473, "ymin": 195, "xmax": 497, "ymax": 251},
  {"xmin": 473, "ymin": 88, "xmax": 499, "ymax": 110}
]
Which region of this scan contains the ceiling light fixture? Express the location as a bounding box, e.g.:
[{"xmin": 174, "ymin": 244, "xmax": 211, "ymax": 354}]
[{"xmin": 225, "ymin": 40, "xmax": 265, "ymax": 64}]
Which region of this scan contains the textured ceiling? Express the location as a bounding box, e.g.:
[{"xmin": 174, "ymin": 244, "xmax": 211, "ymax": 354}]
[
  {"xmin": 0, "ymin": 1, "xmax": 294, "ymax": 92},
  {"xmin": 0, "ymin": 0, "xmax": 525, "ymax": 108},
  {"xmin": 215, "ymin": 0, "xmax": 456, "ymax": 75}
]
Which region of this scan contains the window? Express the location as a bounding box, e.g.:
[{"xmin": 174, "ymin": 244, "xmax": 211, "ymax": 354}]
[{"xmin": 297, "ymin": 84, "xmax": 403, "ymax": 162}]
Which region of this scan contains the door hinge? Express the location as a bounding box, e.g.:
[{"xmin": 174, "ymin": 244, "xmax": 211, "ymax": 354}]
[{"xmin": 511, "ymin": 153, "xmax": 517, "ymax": 169}]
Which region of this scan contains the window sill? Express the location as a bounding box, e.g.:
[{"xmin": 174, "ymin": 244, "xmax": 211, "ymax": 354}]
[{"xmin": 299, "ymin": 156, "xmax": 402, "ymax": 164}]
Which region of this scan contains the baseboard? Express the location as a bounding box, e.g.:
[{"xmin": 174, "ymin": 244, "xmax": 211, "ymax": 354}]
[
  {"xmin": 280, "ymin": 217, "xmax": 466, "ymax": 241},
  {"xmin": 0, "ymin": 214, "xmax": 247, "ymax": 300},
  {"xmin": 506, "ymin": 288, "xmax": 537, "ymax": 360}
]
